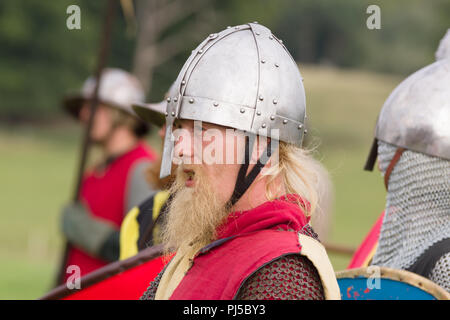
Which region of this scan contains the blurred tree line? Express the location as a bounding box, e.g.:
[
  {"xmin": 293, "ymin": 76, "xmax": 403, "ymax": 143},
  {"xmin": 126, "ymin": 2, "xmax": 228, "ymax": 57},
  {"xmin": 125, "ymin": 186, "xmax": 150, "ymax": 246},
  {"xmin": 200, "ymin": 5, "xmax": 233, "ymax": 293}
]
[{"xmin": 0, "ymin": 0, "xmax": 448, "ymax": 121}]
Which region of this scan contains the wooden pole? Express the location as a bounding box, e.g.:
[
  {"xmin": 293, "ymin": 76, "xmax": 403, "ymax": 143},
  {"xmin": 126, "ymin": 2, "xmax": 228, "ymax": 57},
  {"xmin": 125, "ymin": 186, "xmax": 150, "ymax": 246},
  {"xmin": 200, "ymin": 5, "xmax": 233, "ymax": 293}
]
[{"xmin": 54, "ymin": 0, "xmax": 118, "ymax": 287}]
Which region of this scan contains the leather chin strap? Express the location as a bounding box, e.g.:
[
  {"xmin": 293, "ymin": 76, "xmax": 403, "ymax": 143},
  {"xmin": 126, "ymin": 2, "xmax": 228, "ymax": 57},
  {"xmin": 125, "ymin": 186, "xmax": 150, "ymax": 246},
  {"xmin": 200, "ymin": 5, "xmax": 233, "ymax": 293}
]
[
  {"xmin": 384, "ymin": 147, "xmax": 405, "ymax": 190},
  {"xmin": 227, "ymin": 135, "xmax": 272, "ymax": 208}
]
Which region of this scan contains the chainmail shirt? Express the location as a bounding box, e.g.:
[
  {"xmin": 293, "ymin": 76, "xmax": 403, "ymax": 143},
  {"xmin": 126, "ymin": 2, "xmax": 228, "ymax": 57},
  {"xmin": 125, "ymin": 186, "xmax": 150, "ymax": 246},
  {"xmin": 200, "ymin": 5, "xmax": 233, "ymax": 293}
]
[
  {"xmin": 429, "ymin": 252, "xmax": 450, "ymax": 291},
  {"xmin": 372, "ymin": 141, "xmax": 450, "ymax": 290}
]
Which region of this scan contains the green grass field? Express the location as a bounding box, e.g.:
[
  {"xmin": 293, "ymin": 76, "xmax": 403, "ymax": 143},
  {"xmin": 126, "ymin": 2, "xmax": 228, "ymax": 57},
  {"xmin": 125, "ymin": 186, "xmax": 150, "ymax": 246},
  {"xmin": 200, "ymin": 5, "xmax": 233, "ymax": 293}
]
[{"xmin": 0, "ymin": 64, "xmax": 403, "ymax": 299}]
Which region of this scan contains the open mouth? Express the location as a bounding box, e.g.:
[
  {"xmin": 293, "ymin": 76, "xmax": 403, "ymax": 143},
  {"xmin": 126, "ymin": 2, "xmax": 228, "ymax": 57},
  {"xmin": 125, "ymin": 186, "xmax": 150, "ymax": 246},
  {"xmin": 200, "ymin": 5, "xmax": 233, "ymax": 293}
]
[{"xmin": 184, "ymin": 169, "xmax": 195, "ymax": 186}]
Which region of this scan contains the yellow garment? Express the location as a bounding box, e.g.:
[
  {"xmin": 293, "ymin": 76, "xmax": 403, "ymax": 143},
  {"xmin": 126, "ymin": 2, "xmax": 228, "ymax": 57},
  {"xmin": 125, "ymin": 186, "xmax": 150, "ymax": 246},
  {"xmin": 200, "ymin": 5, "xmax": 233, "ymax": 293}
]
[
  {"xmin": 155, "ymin": 233, "xmax": 341, "ymax": 300},
  {"xmin": 154, "ymin": 244, "xmax": 197, "ymax": 300},
  {"xmin": 361, "ymin": 243, "xmax": 378, "ymax": 267},
  {"xmin": 119, "ymin": 207, "xmax": 140, "ymax": 260},
  {"xmin": 119, "ymin": 190, "xmax": 170, "ymax": 260},
  {"xmin": 151, "ymin": 191, "xmax": 170, "ymax": 244}
]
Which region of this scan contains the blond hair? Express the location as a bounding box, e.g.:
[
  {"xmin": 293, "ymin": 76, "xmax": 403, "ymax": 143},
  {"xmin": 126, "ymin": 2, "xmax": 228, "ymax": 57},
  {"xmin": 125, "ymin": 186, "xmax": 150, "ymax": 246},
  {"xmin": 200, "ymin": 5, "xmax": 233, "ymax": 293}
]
[{"xmin": 262, "ymin": 141, "xmax": 333, "ymax": 222}]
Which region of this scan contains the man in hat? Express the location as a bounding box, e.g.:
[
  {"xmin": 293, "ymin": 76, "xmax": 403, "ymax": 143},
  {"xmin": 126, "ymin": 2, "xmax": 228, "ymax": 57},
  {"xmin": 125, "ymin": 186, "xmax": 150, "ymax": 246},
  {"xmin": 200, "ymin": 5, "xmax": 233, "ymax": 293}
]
[
  {"xmin": 362, "ymin": 30, "xmax": 450, "ymax": 291},
  {"xmin": 135, "ymin": 23, "xmax": 340, "ymax": 300},
  {"xmin": 60, "ymin": 68, "xmax": 157, "ymax": 282}
]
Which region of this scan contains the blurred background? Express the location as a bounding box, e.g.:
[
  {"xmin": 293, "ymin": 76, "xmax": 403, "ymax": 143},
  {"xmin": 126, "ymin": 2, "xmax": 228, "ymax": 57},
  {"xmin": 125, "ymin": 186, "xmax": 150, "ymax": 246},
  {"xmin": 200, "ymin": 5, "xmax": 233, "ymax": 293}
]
[{"xmin": 0, "ymin": 0, "xmax": 448, "ymax": 299}]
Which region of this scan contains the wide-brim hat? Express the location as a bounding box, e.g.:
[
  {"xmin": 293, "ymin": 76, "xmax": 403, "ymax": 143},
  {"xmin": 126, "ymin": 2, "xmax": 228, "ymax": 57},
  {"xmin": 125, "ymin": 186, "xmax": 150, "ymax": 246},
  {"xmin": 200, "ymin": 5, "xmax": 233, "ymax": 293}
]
[{"xmin": 132, "ymin": 101, "xmax": 167, "ymax": 127}]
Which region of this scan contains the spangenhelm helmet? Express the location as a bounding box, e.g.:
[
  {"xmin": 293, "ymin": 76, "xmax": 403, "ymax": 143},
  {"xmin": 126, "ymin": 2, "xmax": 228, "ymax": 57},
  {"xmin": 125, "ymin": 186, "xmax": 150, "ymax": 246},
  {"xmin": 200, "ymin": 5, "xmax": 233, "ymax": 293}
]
[
  {"xmin": 63, "ymin": 68, "xmax": 145, "ymax": 118},
  {"xmin": 365, "ymin": 29, "xmax": 450, "ymax": 172},
  {"xmin": 134, "ymin": 23, "xmax": 307, "ymax": 206},
  {"xmin": 135, "ymin": 23, "xmax": 306, "ymax": 169}
]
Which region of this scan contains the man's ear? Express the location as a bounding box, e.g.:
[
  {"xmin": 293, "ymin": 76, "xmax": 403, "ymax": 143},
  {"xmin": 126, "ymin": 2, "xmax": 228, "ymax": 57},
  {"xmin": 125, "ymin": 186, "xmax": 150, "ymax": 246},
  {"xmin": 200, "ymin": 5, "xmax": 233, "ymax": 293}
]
[{"xmin": 250, "ymin": 135, "xmax": 270, "ymax": 163}]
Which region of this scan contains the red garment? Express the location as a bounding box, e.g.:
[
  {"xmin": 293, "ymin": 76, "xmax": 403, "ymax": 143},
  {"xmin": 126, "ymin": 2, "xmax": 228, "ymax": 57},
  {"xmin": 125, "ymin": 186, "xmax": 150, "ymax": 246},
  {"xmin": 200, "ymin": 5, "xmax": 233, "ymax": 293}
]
[
  {"xmin": 63, "ymin": 142, "xmax": 157, "ymax": 282},
  {"xmin": 63, "ymin": 256, "xmax": 167, "ymax": 300},
  {"xmin": 169, "ymin": 195, "xmax": 310, "ymax": 300},
  {"xmin": 347, "ymin": 211, "xmax": 385, "ymax": 269}
]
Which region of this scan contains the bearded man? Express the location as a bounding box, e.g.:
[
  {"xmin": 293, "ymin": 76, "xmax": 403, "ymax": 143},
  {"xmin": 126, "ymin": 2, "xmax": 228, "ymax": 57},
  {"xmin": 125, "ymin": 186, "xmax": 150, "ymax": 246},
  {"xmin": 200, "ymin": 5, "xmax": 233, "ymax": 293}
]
[
  {"xmin": 363, "ymin": 30, "xmax": 450, "ymax": 291},
  {"xmin": 133, "ymin": 23, "xmax": 340, "ymax": 300}
]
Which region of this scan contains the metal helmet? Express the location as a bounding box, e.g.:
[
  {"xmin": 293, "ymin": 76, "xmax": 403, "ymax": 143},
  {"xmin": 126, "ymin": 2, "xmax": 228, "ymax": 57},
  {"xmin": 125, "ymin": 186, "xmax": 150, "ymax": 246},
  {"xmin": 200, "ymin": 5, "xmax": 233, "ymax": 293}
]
[
  {"xmin": 132, "ymin": 100, "xmax": 166, "ymax": 127},
  {"xmin": 134, "ymin": 23, "xmax": 307, "ymax": 179},
  {"xmin": 63, "ymin": 68, "xmax": 145, "ymax": 118},
  {"xmin": 365, "ymin": 29, "xmax": 450, "ymax": 170},
  {"xmin": 133, "ymin": 82, "xmax": 177, "ymax": 127}
]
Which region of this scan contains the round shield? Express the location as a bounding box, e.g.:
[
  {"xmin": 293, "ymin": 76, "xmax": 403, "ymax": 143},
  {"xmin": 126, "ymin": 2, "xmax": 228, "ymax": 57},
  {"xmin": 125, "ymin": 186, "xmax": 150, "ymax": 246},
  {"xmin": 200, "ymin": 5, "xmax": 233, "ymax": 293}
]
[{"xmin": 336, "ymin": 266, "xmax": 450, "ymax": 300}]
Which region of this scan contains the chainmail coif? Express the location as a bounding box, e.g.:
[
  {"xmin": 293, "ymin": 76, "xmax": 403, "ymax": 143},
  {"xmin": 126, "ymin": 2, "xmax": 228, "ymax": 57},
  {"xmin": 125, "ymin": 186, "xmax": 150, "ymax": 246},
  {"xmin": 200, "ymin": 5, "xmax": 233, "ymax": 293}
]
[{"xmin": 372, "ymin": 141, "xmax": 450, "ymax": 290}]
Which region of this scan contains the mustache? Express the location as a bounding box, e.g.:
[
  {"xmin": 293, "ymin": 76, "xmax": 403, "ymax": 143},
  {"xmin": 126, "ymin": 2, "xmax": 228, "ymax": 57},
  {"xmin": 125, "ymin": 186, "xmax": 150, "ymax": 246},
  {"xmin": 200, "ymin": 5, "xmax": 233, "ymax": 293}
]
[{"xmin": 176, "ymin": 164, "xmax": 200, "ymax": 179}]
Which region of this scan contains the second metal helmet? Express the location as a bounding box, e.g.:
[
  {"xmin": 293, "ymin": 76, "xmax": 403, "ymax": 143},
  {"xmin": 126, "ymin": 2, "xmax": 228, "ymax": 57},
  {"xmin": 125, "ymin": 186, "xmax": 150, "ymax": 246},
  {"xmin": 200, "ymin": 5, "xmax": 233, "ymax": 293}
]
[
  {"xmin": 365, "ymin": 29, "xmax": 450, "ymax": 170},
  {"xmin": 135, "ymin": 22, "xmax": 307, "ymax": 178},
  {"xmin": 63, "ymin": 68, "xmax": 145, "ymax": 118}
]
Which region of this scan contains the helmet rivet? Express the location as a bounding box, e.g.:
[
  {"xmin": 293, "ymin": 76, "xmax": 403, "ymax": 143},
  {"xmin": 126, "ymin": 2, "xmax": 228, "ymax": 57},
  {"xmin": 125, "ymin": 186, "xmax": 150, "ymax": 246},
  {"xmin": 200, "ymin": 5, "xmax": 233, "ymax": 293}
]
[
  {"xmin": 171, "ymin": 111, "xmax": 175, "ymax": 116},
  {"xmin": 273, "ymin": 99, "xmax": 278, "ymax": 104},
  {"xmin": 255, "ymin": 31, "xmax": 260, "ymax": 36},
  {"xmin": 259, "ymin": 95, "xmax": 264, "ymax": 101},
  {"xmin": 227, "ymin": 26, "xmax": 231, "ymax": 29},
  {"xmin": 198, "ymin": 49, "xmax": 203, "ymax": 54},
  {"xmin": 213, "ymin": 102, "xmax": 219, "ymax": 107},
  {"xmin": 269, "ymin": 35, "xmax": 273, "ymax": 40},
  {"xmin": 270, "ymin": 115, "xmax": 275, "ymax": 120},
  {"xmin": 165, "ymin": 112, "xmax": 168, "ymax": 117},
  {"xmin": 304, "ymin": 129, "xmax": 308, "ymax": 134},
  {"xmin": 174, "ymin": 97, "xmax": 178, "ymax": 102},
  {"xmin": 189, "ymin": 98, "xmax": 194, "ymax": 104},
  {"xmin": 298, "ymin": 124, "xmax": 303, "ymax": 129},
  {"xmin": 209, "ymin": 33, "xmax": 217, "ymax": 38},
  {"xmin": 235, "ymin": 26, "xmax": 240, "ymax": 30},
  {"xmin": 253, "ymin": 21, "xmax": 258, "ymax": 24},
  {"xmin": 261, "ymin": 123, "xmax": 267, "ymax": 128},
  {"xmin": 275, "ymin": 63, "xmax": 279, "ymax": 68},
  {"xmin": 181, "ymin": 80, "xmax": 186, "ymax": 85},
  {"xmin": 240, "ymin": 108, "xmax": 245, "ymax": 113},
  {"xmin": 261, "ymin": 59, "xmax": 266, "ymax": 64},
  {"xmin": 283, "ymin": 119, "xmax": 288, "ymax": 124},
  {"xmin": 256, "ymin": 110, "xmax": 261, "ymax": 116},
  {"xmin": 167, "ymin": 97, "xmax": 171, "ymax": 103},
  {"xmin": 279, "ymin": 39, "xmax": 283, "ymax": 44}
]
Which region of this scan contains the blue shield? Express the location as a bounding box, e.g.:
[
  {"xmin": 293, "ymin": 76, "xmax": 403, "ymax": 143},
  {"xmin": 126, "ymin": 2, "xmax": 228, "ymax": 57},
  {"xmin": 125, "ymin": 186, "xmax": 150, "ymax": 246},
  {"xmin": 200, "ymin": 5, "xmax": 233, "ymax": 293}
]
[{"xmin": 336, "ymin": 266, "xmax": 449, "ymax": 300}]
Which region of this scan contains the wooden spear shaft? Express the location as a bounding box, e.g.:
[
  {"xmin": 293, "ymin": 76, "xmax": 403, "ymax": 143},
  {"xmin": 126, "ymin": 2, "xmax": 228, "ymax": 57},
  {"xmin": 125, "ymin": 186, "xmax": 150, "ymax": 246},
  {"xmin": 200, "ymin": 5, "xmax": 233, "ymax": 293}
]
[{"xmin": 55, "ymin": 0, "xmax": 118, "ymax": 287}]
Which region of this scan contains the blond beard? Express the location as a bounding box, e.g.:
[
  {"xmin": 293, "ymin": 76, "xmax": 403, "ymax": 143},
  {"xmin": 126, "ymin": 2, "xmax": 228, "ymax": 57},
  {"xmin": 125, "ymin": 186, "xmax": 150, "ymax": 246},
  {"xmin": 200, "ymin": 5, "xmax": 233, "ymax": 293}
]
[{"xmin": 161, "ymin": 166, "xmax": 230, "ymax": 255}]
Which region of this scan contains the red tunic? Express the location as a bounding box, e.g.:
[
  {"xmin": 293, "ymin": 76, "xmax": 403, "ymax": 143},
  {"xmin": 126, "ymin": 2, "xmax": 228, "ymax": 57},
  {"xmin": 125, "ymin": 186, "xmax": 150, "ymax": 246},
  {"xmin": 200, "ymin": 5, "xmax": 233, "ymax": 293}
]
[
  {"xmin": 169, "ymin": 195, "xmax": 311, "ymax": 300},
  {"xmin": 63, "ymin": 142, "xmax": 157, "ymax": 282}
]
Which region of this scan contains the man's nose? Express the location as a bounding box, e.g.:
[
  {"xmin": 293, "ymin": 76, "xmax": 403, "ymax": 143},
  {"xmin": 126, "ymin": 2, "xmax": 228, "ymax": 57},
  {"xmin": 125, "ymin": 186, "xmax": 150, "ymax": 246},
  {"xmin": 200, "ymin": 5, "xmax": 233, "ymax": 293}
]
[{"xmin": 175, "ymin": 130, "xmax": 195, "ymax": 163}]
